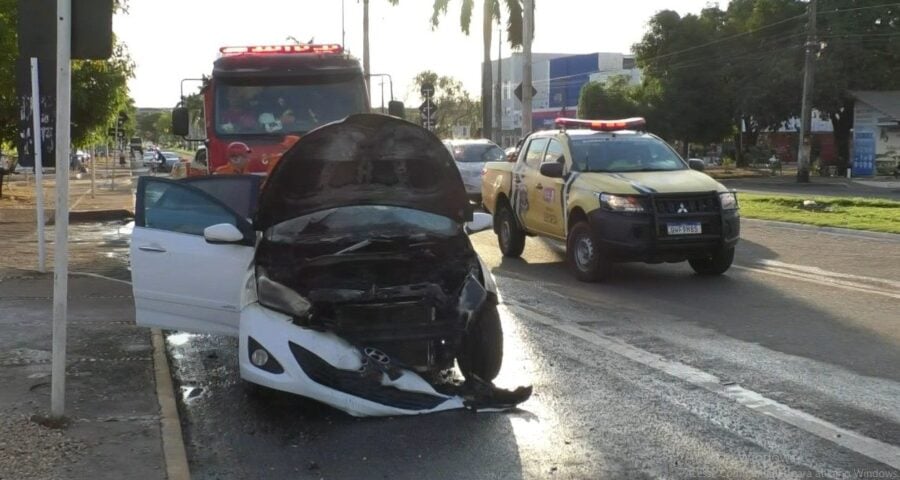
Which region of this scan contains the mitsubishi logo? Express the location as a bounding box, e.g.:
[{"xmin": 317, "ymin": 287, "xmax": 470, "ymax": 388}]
[{"xmin": 677, "ymin": 203, "xmax": 689, "ymax": 214}]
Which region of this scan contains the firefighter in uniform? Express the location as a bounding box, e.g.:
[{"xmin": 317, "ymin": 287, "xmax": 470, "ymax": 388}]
[{"xmin": 215, "ymin": 142, "xmax": 252, "ymax": 175}]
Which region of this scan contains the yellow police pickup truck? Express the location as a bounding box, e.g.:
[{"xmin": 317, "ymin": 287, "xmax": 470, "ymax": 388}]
[{"xmin": 481, "ymin": 118, "xmax": 740, "ymax": 282}]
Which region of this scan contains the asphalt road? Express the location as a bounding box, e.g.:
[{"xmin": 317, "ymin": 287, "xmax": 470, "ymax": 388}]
[{"xmin": 164, "ymin": 220, "xmax": 900, "ymax": 479}]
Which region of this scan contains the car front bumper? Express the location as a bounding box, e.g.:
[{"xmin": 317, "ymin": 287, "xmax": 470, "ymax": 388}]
[
  {"xmin": 587, "ymin": 207, "xmax": 740, "ymax": 263},
  {"xmin": 239, "ymin": 303, "xmax": 466, "ymax": 417}
]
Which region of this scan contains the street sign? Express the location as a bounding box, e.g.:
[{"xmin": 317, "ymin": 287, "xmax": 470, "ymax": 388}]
[
  {"xmin": 514, "ymin": 83, "xmax": 538, "ymax": 102},
  {"xmin": 419, "ymin": 99, "xmax": 437, "ymax": 120},
  {"xmin": 420, "ymin": 82, "xmax": 435, "ymax": 98},
  {"xmin": 419, "ymin": 98, "xmax": 437, "ymax": 130}
]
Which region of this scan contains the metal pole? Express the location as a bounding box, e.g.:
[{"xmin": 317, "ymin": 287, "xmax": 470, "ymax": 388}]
[
  {"xmin": 796, "ymin": 0, "xmax": 817, "ymax": 183},
  {"xmin": 51, "ymin": 0, "xmax": 72, "ymax": 419},
  {"xmin": 30, "ymin": 58, "xmax": 46, "ymax": 273},
  {"xmin": 112, "ymin": 123, "xmax": 117, "ymax": 191},
  {"xmin": 495, "ymin": 20, "xmax": 502, "ymax": 144},
  {"xmin": 363, "ymin": 0, "xmax": 370, "ymax": 95},
  {"xmin": 90, "ymin": 145, "xmax": 95, "ymax": 198},
  {"xmin": 522, "ymin": 0, "xmax": 534, "ymax": 135},
  {"xmin": 341, "ymin": 0, "xmax": 346, "ymax": 50}
]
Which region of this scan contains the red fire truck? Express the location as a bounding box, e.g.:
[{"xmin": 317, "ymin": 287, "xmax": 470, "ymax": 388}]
[{"xmin": 172, "ymin": 44, "xmax": 403, "ymax": 175}]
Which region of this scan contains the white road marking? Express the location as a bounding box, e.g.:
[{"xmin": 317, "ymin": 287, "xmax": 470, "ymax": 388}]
[
  {"xmin": 758, "ymin": 260, "xmax": 900, "ymax": 289},
  {"xmin": 735, "ymin": 262, "xmax": 900, "ymax": 300},
  {"xmin": 71, "ymin": 271, "xmax": 132, "ymax": 286},
  {"xmin": 504, "ymin": 302, "xmax": 900, "ymax": 470}
]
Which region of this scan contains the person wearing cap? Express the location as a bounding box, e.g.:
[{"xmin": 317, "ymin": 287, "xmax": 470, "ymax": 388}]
[{"xmin": 215, "ymin": 142, "xmax": 252, "ymax": 175}]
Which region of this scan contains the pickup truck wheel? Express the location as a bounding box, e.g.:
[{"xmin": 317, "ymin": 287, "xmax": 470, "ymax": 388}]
[
  {"xmin": 458, "ymin": 304, "xmax": 503, "ymax": 382},
  {"xmin": 688, "ymin": 247, "xmax": 735, "ymax": 275},
  {"xmin": 567, "ymin": 222, "xmax": 611, "ymax": 282},
  {"xmin": 497, "ymin": 206, "xmax": 526, "ymax": 258}
]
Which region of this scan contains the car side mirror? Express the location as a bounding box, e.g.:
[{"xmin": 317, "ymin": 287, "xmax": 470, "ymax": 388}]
[
  {"xmin": 203, "ymin": 223, "xmax": 244, "ymax": 244},
  {"xmin": 540, "ymin": 162, "xmax": 564, "ymax": 178},
  {"xmin": 688, "ymin": 159, "xmax": 706, "ymax": 172},
  {"xmin": 465, "ymin": 212, "xmax": 493, "ymax": 235},
  {"xmin": 388, "ymin": 101, "xmax": 405, "ymax": 118},
  {"xmin": 172, "ymin": 107, "xmax": 190, "ymax": 137}
]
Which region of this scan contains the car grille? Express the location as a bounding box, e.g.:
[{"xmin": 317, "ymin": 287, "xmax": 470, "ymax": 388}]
[
  {"xmin": 654, "ymin": 194, "xmax": 719, "ymax": 215},
  {"xmin": 653, "ymin": 193, "xmax": 722, "ymax": 242}
]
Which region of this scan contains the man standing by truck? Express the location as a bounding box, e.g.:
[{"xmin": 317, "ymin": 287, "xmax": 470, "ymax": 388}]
[{"xmin": 214, "ymin": 142, "xmax": 252, "ymax": 175}]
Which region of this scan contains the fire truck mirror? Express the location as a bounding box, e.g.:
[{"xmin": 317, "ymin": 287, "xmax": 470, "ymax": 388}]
[
  {"xmin": 172, "ymin": 107, "xmax": 190, "ymax": 137},
  {"xmin": 388, "ymin": 101, "xmax": 405, "ymax": 119}
]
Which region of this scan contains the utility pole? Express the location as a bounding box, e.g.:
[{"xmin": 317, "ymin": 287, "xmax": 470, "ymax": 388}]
[
  {"xmin": 796, "ymin": 0, "xmax": 817, "ymax": 183},
  {"xmin": 522, "ymin": 0, "xmax": 534, "ymax": 135},
  {"xmin": 495, "ymin": 19, "xmax": 502, "ymax": 144},
  {"xmin": 363, "ymin": 0, "xmax": 370, "ymax": 96},
  {"xmin": 51, "ymin": 0, "xmax": 72, "ymax": 419}
]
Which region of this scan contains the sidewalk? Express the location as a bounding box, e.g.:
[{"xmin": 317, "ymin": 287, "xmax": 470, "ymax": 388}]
[
  {"xmin": 0, "ymin": 172, "xmax": 172, "ymax": 479},
  {"xmin": 0, "ymin": 274, "xmax": 165, "ymax": 480}
]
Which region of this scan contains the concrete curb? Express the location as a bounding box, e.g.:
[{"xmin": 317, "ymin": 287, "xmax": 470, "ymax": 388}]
[
  {"xmin": 151, "ymin": 329, "xmax": 191, "ymax": 480},
  {"xmin": 743, "ymin": 218, "xmax": 900, "ymax": 242}
]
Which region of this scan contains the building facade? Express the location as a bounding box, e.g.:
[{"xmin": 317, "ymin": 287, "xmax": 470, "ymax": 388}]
[{"xmin": 491, "ymin": 52, "xmax": 642, "ymax": 146}]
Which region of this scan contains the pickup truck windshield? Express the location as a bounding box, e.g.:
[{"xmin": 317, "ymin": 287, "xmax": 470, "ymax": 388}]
[
  {"xmin": 571, "ymin": 137, "xmax": 686, "ymax": 173},
  {"xmin": 216, "ymin": 79, "xmax": 366, "ymax": 136}
]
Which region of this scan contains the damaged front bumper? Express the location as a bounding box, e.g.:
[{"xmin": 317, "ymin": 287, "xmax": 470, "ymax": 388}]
[{"xmin": 239, "ymin": 303, "xmax": 530, "ymax": 417}]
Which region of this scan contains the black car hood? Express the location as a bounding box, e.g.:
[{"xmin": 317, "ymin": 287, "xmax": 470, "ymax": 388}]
[{"xmin": 256, "ymin": 114, "xmax": 471, "ymax": 231}]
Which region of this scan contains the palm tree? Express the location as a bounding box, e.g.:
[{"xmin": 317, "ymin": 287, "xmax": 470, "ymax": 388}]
[
  {"xmin": 363, "ymin": 0, "xmax": 400, "ymax": 96},
  {"xmin": 431, "ymin": 0, "xmax": 523, "ymax": 140}
]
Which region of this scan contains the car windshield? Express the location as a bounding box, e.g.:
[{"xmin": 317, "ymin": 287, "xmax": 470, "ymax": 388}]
[
  {"xmin": 450, "ymin": 144, "xmax": 505, "ymax": 163},
  {"xmin": 215, "ymin": 78, "xmax": 366, "ymax": 136},
  {"xmin": 267, "ymin": 205, "xmax": 459, "ymax": 243},
  {"xmin": 571, "ymin": 136, "xmax": 686, "ymax": 173}
]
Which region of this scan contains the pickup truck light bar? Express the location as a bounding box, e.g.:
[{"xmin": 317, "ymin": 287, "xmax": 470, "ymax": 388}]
[
  {"xmin": 219, "ymin": 44, "xmax": 344, "ymax": 56},
  {"xmin": 555, "ymin": 117, "xmax": 646, "ymax": 132}
]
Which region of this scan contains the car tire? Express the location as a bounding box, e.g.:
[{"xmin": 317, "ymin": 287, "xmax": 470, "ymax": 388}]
[
  {"xmin": 567, "ymin": 221, "xmax": 612, "ymax": 282},
  {"xmin": 496, "ymin": 205, "xmax": 526, "ymax": 258},
  {"xmin": 688, "ymin": 246, "xmax": 735, "ymax": 275},
  {"xmin": 458, "ymin": 302, "xmax": 503, "ymax": 382}
]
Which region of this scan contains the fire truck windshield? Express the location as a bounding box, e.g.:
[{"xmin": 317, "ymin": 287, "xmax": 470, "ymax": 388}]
[{"xmin": 215, "ymin": 78, "xmax": 366, "ymax": 136}]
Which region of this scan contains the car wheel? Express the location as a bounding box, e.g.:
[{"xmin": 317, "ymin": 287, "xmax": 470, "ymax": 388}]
[
  {"xmin": 496, "ymin": 204, "xmax": 526, "ymax": 258},
  {"xmin": 567, "ymin": 221, "xmax": 612, "ymax": 282},
  {"xmin": 688, "ymin": 246, "xmax": 735, "ymax": 275},
  {"xmin": 458, "ymin": 302, "xmax": 503, "ymax": 382}
]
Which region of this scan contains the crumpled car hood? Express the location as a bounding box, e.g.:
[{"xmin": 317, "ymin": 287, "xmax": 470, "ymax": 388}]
[{"xmin": 256, "ymin": 114, "xmax": 471, "ymax": 231}]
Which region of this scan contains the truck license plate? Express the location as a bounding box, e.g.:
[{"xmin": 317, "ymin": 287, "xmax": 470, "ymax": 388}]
[{"xmin": 667, "ymin": 223, "xmax": 702, "ymax": 235}]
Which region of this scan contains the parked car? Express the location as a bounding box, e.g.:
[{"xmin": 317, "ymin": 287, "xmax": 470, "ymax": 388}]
[
  {"xmin": 170, "ymin": 146, "xmax": 209, "ymax": 179},
  {"xmin": 443, "ymin": 139, "xmax": 505, "ymax": 203},
  {"xmin": 129, "ymin": 114, "xmax": 528, "ymax": 416},
  {"xmin": 159, "ymin": 151, "xmax": 182, "ymax": 172}
]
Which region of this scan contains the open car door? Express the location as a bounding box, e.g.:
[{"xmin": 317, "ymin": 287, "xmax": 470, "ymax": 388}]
[{"xmin": 130, "ymin": 176, "xmax": 260, "ymax": 336}]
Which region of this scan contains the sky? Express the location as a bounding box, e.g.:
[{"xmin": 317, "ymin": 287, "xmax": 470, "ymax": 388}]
[{"xmin": 115, "ymin": 0, "xmax": 726, "ymax": 108}]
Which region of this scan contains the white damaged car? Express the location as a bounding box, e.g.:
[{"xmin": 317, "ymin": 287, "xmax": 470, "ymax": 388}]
[{"xmin": 130, "ymin": 114, "xmax": 530, "ymax": 416}]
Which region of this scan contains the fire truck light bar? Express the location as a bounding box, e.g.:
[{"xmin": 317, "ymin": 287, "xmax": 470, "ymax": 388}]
[
  {"xmin": 555, "ymin": 117, "xmax": 646, "ymax": 132},
  {"xmin": 219, "ymin": 44, "xmax": 344, "ymax": 55}
]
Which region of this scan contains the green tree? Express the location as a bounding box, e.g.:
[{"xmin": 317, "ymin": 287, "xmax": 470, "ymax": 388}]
[
  {"xmin": 412, "ymin": 70, "xmax": 481, "ymax": 138},
  {"xmin": 431, "ymin": 0, "xmax": 523, "ymax": 140},
  {"xmin": 578, "ymin": 77, "xmax": 642, "ymax": 121},
  {"xmin": 634, "ymin": 8, "xmax": 736, "ymax": 154},
  {"xmin": 0, "ymin": 0, "xmax": 18, "ymax": 149},
  {"xmin": 814, "ymin": 0, "xmax": 900, "ymax": 172}
]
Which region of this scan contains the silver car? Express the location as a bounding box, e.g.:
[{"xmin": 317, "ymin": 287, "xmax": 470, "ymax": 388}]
[{"xmin": 444, "ymin": 139, "xmax": 505, "ymax": 203}]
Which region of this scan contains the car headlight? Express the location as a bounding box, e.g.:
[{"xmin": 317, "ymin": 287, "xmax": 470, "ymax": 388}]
[
  {"xmin": 599, "ymin": 193, "xmax": 647, "ymax": 213},
  {"xmin": 719, "ymin": 192, "xmax": 739, "ymax": 210}
]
